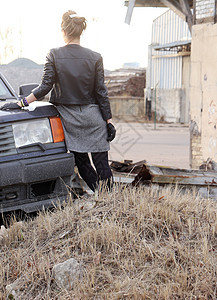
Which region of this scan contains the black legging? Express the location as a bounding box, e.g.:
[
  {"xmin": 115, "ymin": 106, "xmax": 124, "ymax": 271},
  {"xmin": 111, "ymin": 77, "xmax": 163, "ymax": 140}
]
[{"xmin": 73, "ymin": 151, "xmax": 113, "ymax": 192}]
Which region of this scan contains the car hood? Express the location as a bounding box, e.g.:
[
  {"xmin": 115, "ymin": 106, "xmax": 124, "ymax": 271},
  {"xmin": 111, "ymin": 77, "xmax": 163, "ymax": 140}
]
[{"xmin": 0, "ymin": 101, "xmax": 59, "ymax": 123}]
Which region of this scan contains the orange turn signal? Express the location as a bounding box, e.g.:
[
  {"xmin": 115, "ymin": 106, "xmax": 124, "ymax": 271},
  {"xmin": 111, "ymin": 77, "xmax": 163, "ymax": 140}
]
[{"xmin": 49, "ymin": 116, "xmax": 65, "ymax": 143}]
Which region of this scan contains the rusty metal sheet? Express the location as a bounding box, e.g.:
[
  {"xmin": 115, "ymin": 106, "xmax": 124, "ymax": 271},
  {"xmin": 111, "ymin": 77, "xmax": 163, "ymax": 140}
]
[
  {"xmin": 133, "ymin": 164, "xmax": 217, "ymax": 186},
  {"xmin": 111, "ymin": 160, "xmax": 217, "ymax": 187},
  {"xmin": 109, "ymin": 160, "xmax": 217, "ymax": 199},
  {"xmin": 142, "ymin": 165, "xmax": 217, "ymax": 186}
]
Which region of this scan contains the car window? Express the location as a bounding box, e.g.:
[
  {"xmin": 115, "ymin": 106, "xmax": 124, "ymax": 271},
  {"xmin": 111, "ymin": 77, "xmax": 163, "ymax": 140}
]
[{"xmin": 0, "ymin": 78, "xmax": 14, "ymax": 99}]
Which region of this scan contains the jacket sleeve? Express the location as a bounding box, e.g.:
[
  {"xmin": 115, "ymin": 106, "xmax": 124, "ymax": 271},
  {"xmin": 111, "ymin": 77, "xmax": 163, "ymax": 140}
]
[
  {"xmin": 32, "ymin": 50, "xmax": 56, "ymax": 100},
  {"xmin": 94, "ymin": 56, "xmax": 112, "ymax": 121}
]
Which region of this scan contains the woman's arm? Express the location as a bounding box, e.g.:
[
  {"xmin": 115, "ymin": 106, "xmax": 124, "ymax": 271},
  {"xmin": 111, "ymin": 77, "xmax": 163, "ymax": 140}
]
[
  {"xmin": 94, "ymin": 56, "xmax": 112, "ymax": 121},
  {"xmin": 17, "ymin": 92, "xmax": 37, "ymax": 107},
  {"xmin": 17, "ymin": 50, "xmax": 56, "ymax": 107}
]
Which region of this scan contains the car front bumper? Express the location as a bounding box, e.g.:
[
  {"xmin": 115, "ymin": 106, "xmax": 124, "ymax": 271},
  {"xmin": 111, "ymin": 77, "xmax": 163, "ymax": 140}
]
[
  {"xmin": 0, "ymin": 152, "xmax": 75, "ymax": 213},
  {"xmin": 0, "ymin": 153, "xmax": 74, "ymax": 187}
]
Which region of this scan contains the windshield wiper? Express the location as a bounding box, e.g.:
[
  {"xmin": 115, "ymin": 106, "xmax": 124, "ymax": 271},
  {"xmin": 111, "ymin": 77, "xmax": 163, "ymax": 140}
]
[{"xmin": 0, "ymin": 98, "xmax": 6, "ymax": 101}]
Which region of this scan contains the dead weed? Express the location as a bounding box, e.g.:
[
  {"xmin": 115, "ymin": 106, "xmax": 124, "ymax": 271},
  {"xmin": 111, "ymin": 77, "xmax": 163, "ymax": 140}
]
[{"xmin": 0, "ymin": 185, "xmax": 216, "ymax": 299}]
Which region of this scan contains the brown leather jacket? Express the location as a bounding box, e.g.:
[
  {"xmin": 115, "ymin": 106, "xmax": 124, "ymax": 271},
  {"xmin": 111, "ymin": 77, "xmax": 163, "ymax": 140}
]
[{"xmin": 32, "ymin": 44, "xmax": 112, "ymax": 121}]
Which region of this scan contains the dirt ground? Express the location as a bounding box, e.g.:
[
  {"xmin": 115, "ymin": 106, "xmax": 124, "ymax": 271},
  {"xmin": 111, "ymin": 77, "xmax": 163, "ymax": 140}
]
[{"xmin": 109, "ymin": 121, "xmax": 190, "ymax": 169}]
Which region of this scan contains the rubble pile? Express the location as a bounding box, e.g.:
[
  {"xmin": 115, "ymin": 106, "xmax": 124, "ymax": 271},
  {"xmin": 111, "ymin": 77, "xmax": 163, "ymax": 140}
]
[
  {"xmin": 105, "ymin": 68, "xmax": 146, "ymax": 97},
  {"xmin": 125, "ymin": 74, "xmax": 146, "ymax": 97}
]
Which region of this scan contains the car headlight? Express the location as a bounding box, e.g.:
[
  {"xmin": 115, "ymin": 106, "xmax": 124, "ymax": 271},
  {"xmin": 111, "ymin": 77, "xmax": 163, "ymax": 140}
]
[{"xmin": 12, "ymin": 118, "xmax": 53, "ymax": 148}]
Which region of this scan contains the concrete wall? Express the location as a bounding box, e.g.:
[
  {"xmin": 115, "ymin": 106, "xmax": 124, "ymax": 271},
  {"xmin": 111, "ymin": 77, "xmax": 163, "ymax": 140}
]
[
  {"xmin": 147, "ymin": 53, "xmax": 190, "ymax": 124},
  {"xmin": 150, "ymin": 88, "xmax": 183, "ymax": 123},
  {"xmin": 190, "ymin": 22, "xmax": 217, "ymax": 168},
  {"xmin": 181, "ymin": 56, "xmax": 191, "ymax": 123},
  {"xmin": 109, "ymin": 97, "xmax": 144, "ymax": 119},
  {"xmin": 149, "ymin": 55, "xmax": 190, "ymax": 124}
]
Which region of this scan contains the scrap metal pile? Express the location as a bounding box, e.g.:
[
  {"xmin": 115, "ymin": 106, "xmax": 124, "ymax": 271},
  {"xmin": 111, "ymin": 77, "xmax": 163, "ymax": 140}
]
[{"xmin": 110, "ymin": 160, "xmax": 217, "ymax": 199}]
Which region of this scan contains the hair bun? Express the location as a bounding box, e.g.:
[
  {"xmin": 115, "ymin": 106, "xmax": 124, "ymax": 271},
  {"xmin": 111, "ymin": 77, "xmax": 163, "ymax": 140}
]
[
  {"xmin": 73, "ymin": 16, "xmax": 86, "ymax": 24},
  {"xmin": 61, "ymin": 10, "xmax": 87, "ymax": 39}
]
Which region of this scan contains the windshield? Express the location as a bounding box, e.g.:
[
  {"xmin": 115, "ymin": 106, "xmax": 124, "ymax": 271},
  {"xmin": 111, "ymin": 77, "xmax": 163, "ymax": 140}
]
[{"xmin": 0, "ymin": 78, "xmax": 15, "ymax": 99}]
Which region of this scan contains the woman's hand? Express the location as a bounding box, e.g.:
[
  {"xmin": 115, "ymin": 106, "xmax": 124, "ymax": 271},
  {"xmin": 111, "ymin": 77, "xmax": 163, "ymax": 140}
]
[
  {"xmin": 106, "ymin": 122, "xmax": 116, "ymax": 142},
  {"xmin": 0, "ymin": 93, "xmax": 36, "ymax": 111},
  {"xmin": 0, "ymin": 102, "xmax": 21, "ymax": 110},
  {"xmin": 107, "ymin": 119, "xmax": 113, "ymax": 124}
]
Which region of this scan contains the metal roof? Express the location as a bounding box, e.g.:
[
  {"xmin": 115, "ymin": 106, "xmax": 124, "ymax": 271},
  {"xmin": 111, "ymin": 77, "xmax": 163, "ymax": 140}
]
[
  {"xmin": 125, "ymin": 0, "xmax": 193, "ymax": 32},
  {"xmin": 125, "ymin": 0, "xmax": 193, "ymax": 8}
]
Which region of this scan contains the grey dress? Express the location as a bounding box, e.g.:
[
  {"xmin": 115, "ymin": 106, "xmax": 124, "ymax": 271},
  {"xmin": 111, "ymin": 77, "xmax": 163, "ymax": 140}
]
[{"xmin": 57, "ymin": 104, "xmax": 110, "ymax": 153}]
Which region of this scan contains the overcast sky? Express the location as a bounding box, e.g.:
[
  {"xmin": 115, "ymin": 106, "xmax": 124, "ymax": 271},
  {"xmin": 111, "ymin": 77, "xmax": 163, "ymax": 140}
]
[{"xmin": 0, "ymin": 0, "xmax": 167, "ymax": 70}]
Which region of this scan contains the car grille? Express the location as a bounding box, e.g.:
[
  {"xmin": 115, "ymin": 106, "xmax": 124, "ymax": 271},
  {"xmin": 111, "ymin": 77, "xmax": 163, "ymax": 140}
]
[{"xmin": 0, "ymin": 123, "xmax": 16, "ymax": 157}]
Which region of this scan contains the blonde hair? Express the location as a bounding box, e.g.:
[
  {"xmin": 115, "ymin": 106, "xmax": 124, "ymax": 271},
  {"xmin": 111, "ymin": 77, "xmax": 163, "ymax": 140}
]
[{"xmin": 61, "ymin": 10, "xmax": 87, "ymax": 39}]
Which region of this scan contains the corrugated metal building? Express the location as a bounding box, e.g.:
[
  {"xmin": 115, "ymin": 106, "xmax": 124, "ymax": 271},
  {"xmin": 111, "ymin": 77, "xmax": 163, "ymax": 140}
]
[{"xmin": 146, "ymin": 9, "xmax": 191, "ymax": 123}]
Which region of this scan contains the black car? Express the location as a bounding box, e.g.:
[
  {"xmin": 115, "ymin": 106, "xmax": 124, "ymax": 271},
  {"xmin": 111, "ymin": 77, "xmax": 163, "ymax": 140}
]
[{"xmin": 0, "ymin": 72, "xmax": 75, "ymax": 214}]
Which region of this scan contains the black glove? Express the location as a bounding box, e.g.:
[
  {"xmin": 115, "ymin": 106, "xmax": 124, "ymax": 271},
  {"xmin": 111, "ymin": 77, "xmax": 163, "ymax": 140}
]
[
  {"xmin": 107, "ymin": 123, "xmax": 116, "ymax": 142},
  {"xmin": 0, "ymin": 102, "xmax": 21, "ymax": 111}
]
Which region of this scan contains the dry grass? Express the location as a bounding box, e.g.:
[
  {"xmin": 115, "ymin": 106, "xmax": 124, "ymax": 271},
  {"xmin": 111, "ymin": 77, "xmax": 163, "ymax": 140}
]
[{"xmin": 0, "ymin": 184, "xmax": 216, "ymax": 299}]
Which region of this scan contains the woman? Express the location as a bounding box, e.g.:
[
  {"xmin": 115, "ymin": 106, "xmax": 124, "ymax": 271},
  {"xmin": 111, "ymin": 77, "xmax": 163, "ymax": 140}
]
[{"xmin": 1, "ymin": 10, "xmax": 116, "ymax": 192}]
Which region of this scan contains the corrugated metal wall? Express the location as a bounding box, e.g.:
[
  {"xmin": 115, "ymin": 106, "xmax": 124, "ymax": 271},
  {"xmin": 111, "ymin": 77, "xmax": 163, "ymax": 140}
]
[
  {"xmin": 149, "ymin": 9, "xmax": 191, "ymax": 89},
  {"xmin": 152, "ymin": 9, "xmax": 191, "ymax": 45},
  {"xmin": 151, "ymin": 56, "xmax": 182, "ymax": 89}
]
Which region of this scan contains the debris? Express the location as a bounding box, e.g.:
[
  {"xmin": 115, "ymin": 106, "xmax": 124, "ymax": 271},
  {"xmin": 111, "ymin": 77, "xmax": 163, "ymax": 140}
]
[
  {"xmin": 6, "ymin": 278, "xmax": 23, "ymax": 300},
  {"xmin": 105, "ymin": 68, "xmax": 145, "ymax": 97},
  {"xmin": 199, "ymin": 158, "xmax": 217, "ymax": 171},
  {"xmin": 133, "ymin": 163, "xmax": 217, "ymax": 186},
  {"xmin": 0, "ymin": 225, "xmax": 8, "ymax": 246},
  {"xmin": 110, "ymin": 159, "xmax": 146, "ymax": 174},
  {"xmin": 0, "ymin": 222, "xmax": 23, "ymax": 247},
  {"xmin": 59, "ymin": 230, "xmax": 71, "ymax": 239},
  {"xmin": 111, "ymin": 160, "xmax": 217, "ymax": 199},
  {"xmin": 73, "ymin": 198, "xmax": 96, "ymax": 211},
  {"xmin": 124, "ymin": 74, "xmax": 146, "ymax": 97},
  {"xmin": 52, "ymin": 258, "xmax": 83, "ymax": 290}
]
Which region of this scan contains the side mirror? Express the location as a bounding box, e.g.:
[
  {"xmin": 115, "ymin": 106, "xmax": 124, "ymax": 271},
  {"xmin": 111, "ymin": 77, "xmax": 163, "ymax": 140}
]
[{"xmin": 19, "ymin": 83, "xmax": 44, "ymax": 100}]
